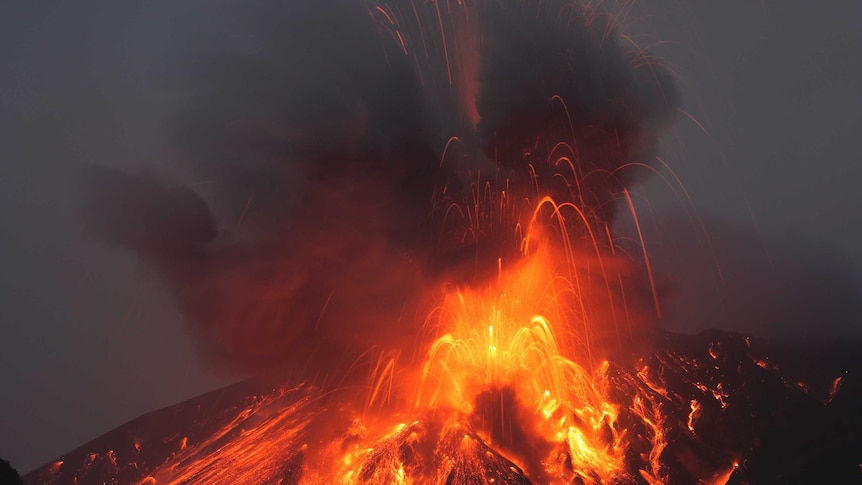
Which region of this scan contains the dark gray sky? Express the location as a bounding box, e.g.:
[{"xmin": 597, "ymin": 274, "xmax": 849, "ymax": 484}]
[
  {"xmin": 1, "ymin": 0, "xmax": 860, "ymax": 474},
  {"xmin": 628, "ymin": 1, "xmax": 862, "ymax": 340}
]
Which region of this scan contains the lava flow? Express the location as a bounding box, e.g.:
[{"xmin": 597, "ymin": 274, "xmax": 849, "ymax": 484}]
[
  {"xmin": 29, "ymin": 0, "xmax": 862, "ymax": 484},
  {"xmin": 325, "ymin": 196, "xmax": 651, "ymax": 483}
]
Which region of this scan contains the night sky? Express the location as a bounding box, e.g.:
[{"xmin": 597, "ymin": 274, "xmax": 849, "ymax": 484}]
[{"xmin": 2, "ymin": 0, "xmax": 861, "ymax": 474}]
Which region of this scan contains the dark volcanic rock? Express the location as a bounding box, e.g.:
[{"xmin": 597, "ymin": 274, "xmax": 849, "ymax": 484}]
[{"xmin": 24, "ymin": 330, "xmax": 862, "ymax": 484}]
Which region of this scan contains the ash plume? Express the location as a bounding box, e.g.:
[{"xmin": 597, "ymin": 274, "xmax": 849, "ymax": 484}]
[
  {"xmin": 80, "ymin": 0, "xmax": 678, "ymax": 374},
  {"xmin": 476, "ymin": 0, "xmax": 677, "ymax": 219}
]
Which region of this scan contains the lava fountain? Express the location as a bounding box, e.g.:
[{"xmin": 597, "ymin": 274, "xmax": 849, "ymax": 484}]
[{"xmin": 338, "ymin": 227, "xmax": 652, "ymax": 482}]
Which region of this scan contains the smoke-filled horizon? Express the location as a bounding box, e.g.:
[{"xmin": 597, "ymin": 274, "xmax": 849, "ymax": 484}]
[{"xmin": 81, "ymin": 0, "xmax": 677, "ymax": 374}]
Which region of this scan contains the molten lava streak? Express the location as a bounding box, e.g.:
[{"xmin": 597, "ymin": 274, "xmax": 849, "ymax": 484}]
[{"xmin": 414, "ymin": 251, "xmax": 625, "ymax": 480}]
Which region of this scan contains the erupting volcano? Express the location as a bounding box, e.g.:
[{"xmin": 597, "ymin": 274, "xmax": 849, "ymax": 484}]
[{"xmin": 21, "ymin": 0, "xmax": 862, "ymax": 484}]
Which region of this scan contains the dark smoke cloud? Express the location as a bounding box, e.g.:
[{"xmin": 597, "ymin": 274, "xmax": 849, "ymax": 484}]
[
  {"xmin": 80, "ymin": 0, "xmax": 677, "ymax": 374},
  {"xmin": 471, "ymin": 386, "xmax": 554, "ymax": 482},
  {"xmin": 476, "ymin": 1, "xmax": 677, "ymax": 216}
]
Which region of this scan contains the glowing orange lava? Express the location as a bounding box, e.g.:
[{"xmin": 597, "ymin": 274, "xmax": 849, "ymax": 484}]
[{"xmin": 322, "ymin": 192, "xmax": 668, "ymax": 483}]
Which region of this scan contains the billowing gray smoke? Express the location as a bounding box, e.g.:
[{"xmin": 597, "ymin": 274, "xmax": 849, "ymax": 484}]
[{"xmin": 81, "ymin": 0, "xmax": 677, "ymax": 374}]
